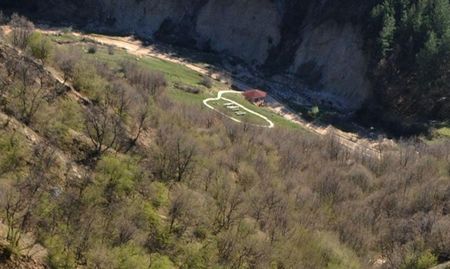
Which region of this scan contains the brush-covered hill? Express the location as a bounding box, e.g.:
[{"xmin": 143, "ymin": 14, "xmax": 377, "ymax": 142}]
[{"xmin": 0, "ymin": 9, "xmax": 449, "ymax": 269}]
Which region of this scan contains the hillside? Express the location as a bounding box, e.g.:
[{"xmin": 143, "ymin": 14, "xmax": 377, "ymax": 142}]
[
  {"xmin": 0, "ymin": 7, "xmax": 449, "ymax": 269},
  {"xmin": 1, "ymin": 0, "xmax": 374, "ymax": 110},
  {"xmin": 3, "ymin": 0, "xmax": 449, "ymax": 136}
]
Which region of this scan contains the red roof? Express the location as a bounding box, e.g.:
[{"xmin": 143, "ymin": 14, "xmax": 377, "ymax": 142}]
[{"xmin": 243, "ymin": 89, "xmax": 267, "ymax": 99}]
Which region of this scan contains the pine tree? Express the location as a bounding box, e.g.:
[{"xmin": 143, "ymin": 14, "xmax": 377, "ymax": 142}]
[{"xmin": 379, "ymin": 11, "xmax": 397, "ymax": 58}]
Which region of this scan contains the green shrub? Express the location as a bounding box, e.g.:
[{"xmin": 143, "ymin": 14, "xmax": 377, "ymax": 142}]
[
  {"xmin": 28, "ymin": 32, "xmax": 53, "ymax": 63},
  {"xmin": 149, "ymin": 181, "xmax": 169, "ymax": 208},
  {"xmin": 87, "ymin": 44, "xmax": 97, "ymax": 54},
  {"xmin": 73, "ymin": 62, "xmax": 107, "ymax": 100},
  {"xmin": 401, "ymin": 250, "xmax": 438, "ymax": 269},
  {"xmin": 0, "ymin": 132, "xmax": 28, "ymax": 175},
  {"xmin": 112, "ymin": 244, "xmax": 151, "ymax": 269},
  {"xmin": 149, "ymin": 254, "xmax": 175, "ymax": 269},
  {"xmin": 89, "ymin": 154, "xmax": 143, "ymax": 204}
]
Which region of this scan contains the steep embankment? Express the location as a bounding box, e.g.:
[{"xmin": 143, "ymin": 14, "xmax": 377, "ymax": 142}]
[{"xmin": 1, "ymin": 0, "xmax": 376, "ymax": 111}]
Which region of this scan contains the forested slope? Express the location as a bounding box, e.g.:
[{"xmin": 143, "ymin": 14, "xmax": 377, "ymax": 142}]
[
  {"xmin": 361, "ymin": 0, "xmax": 450, "ymax": 134},
  {"xmin": 0, "ymin": 14, "xmax": 449, "ymax": 269},
  {"xmin": 3, "ymin": 0, "xmax": 449, "ymax": 135}
]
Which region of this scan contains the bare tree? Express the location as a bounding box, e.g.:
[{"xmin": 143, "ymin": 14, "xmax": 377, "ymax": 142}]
[
  {"xmin": 54, "ymin": 46, "xmax": 82, "ymax": 84},
  {"xmin": 168, "ymin": 186, "xmax": 206, "ymax": 234},
  {"xmin": 84, "ymin": 104, "xmax": 121, "ymax": 156},
  {"xmin": 217, "ymin": 222, "xmax": 270, "ymax": 269},
  {"xmin": 121, "ymin": 60, "xmax": 166, "ymax": 96},
  {"xmin": 1, "ymin": 143, "xmax": 57, "ymax": 254},
  {"xmin": 151, "ymin": 126, "xmax": 197, "ymax": 182},
  {"xmin": 11, "ymin": 63, "xmax": 47, "ymax": 125},
  {"xmin": 211, "ymin": 179, "xmax": 244, "ymax": 234},
  {"xmin": 9, "ymin": 13, "xmax": 34, "ymax": 49},
  {"xmin": 124, "ymin": 93, "xmax": 151, "ymax": 152}
]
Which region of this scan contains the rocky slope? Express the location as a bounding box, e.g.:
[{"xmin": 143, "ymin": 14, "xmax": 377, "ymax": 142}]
[{"xmin": 1, "ymin": 0, "xmax": 376, "ymax": 110}]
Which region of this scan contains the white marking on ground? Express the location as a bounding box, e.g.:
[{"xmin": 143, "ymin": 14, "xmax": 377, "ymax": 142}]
[{"xmin": 203, "ymin": 90, "xmax": 274, "ymax": 128}]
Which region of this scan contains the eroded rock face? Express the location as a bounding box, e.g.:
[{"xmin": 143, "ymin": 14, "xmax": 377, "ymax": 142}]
[
  {"xmin": 99, "ymin": 0, "xmax": 186, "ymax": 35},
  {"xmin": 1, "ymin": 0, "xmax": 375, "ymax": 111},
  {"xmin": 196, "ymin": 0, "xmax": 281, "ymax": 64},
  {"xmin": 291, "ymin": 22, "xmax": 370, "ymax": 109}
]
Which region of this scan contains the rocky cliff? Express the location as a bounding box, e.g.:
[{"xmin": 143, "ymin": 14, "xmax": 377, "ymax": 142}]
[{"xmin": 1, "ymin": 0, "xmax": 377, "ymax": 110}]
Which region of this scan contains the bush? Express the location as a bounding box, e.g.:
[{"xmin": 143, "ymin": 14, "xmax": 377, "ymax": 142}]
[
  {"xmin": 73, "ymin": 61, "xmax": 107, "ymax": 100},
  {"xmin": 28, "ymin": 32, "xmax": 53, "ymax": 63},
  {"xmin": 37, "ymin": 98, "xmax": 84, "ymax": 147},
  {"xmin": 107, "ymin": 45, "xmax": 115, "ymax": 55},
  {"xmin": 0, "ymin": 132, "xmax": 28, "ymax": 175},
  {"xmin": 94, "ymin": 154, "xmax": 142, "ymax": 200},
  {"xmin": 174, "ymin": 83, "xmax": 201, "ymax": 94},
  {"xmin": 87, "ymin": 44, "xmax": 97, "ymax": 54},
  {"xmin": 200, "ymin": 76, "xmax": 213, "ymax": 88},
  {"xmin": 54, "ymin": 46, "xmax": 82, "ymax": 83},
  {"xmin": 148, "ymin": 182, "xmax": 169, "ymax": 208},
  {"xmin": 149, "ymin": 254, "xmax": 174, "ymax": 269},
  {"xmin": 112, "ymin": 244, "xmax": 151, "ymax": 269},
  {"xmin": 401, "ymin": 250, "xmax": 438, "ymax": 269}
]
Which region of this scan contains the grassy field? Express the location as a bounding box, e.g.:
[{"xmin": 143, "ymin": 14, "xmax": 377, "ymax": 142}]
[
  {"xmin": 221, "ymin": 93, "xmax": 304, "ymax": 130},
  {"xmin": 81, "ymin": 45, "xmax": 204, "ymax": 86},
  {"xmin": 167, "ymin": 86, "xmax": 211, "ymax": 106},
  {"xmin": 48, "ymin": 32, "xmax": 84, "ymax": 43},
  {"xmin": 47, "ymin": 31, "xmax": 203, "ymax": 86},
  {"xmin": 207, "ymin": 99, "xmax": 270, "ymax": 127},
  {"xmin": 48, "ymin": 32, "xmax": 305, "ymax": 131}
]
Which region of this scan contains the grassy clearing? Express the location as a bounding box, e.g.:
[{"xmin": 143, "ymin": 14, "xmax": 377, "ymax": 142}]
[
  {"xmin": 167, "ymin": 86, "xmax": 211, "ymax": 106},
  {"xmin": 48, "ymin": 33, "xmax": 83, "ymax": 43},
  {"xmin": 221, "ymin": 93, "xmax": 304, "ymax": 130},
  {"xmin": 49, "ymin": 32, "xmax": 305, "ymax": 131},
  {"xmin": 46, "ymin": 31, "xmax": 202, "ymax": 86},
  {"xmin": 208, "ymin": 99, "xmax": 270, "ymax": 126},
  {"xmin": 81, "ymin": 45, "xmax": 203, "ymax": 86}
]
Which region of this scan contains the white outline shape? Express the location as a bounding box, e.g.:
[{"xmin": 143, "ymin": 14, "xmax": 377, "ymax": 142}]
[{"xmin": 203, "ymin": 90, "xmax": 274, "ymax": 128}]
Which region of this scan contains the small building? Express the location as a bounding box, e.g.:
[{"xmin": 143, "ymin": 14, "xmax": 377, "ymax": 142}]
[{"xmin": 243, "ymin": 89, "xmax": 267, "ymax": 105}]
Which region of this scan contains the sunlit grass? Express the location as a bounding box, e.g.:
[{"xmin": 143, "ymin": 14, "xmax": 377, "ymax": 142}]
[
  {"xmin": 48, "ymin": 32, "xmax": 306, "ymax": 131},
  {"xmin": 208, "ymin": 99, "xmax": 269, "ymax": 126},
  {"xmin": 436, "ymin": 127, "xmax": 450, "ymax": 138},
  {"xmin": 221, "ymin": 93, "xmax": 305, "ymax": 130}
]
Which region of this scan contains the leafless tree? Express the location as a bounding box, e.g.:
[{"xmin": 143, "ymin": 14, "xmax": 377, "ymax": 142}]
[
  {"xmin": 11, "ymin": 63, "xmax": 47, "ymax": 125},
  {"xmin": 125, "ymin": 90, "xmax": 151, "ymax": 152},
  {"xmin": 121, "ymin": 60, "xmax": 166, "ymax": 96},
  {"xmin": 1, "ymin": 143, "xmax": 57, "ymax": 253},
  {"xmin": 54, "ymin": 46, "xmax": 81, "ymax": 84},
  {"xmin": 168, "ymin": 186, "xmax": 205, "ymax": 234},
  {"xmin": 9, "ymin": 13, "xmax": 34, "ymax": 49},
  {"xmin": 151, "ymin": 125, "xmax": 197, "ymax": 182},
  {"xmin": 84, "ymin": 104, "xmax": 122, "ymax": 156},
  {"xmin": 211, "ymin": 179, "xmax": 244, "ymax": 234}
]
